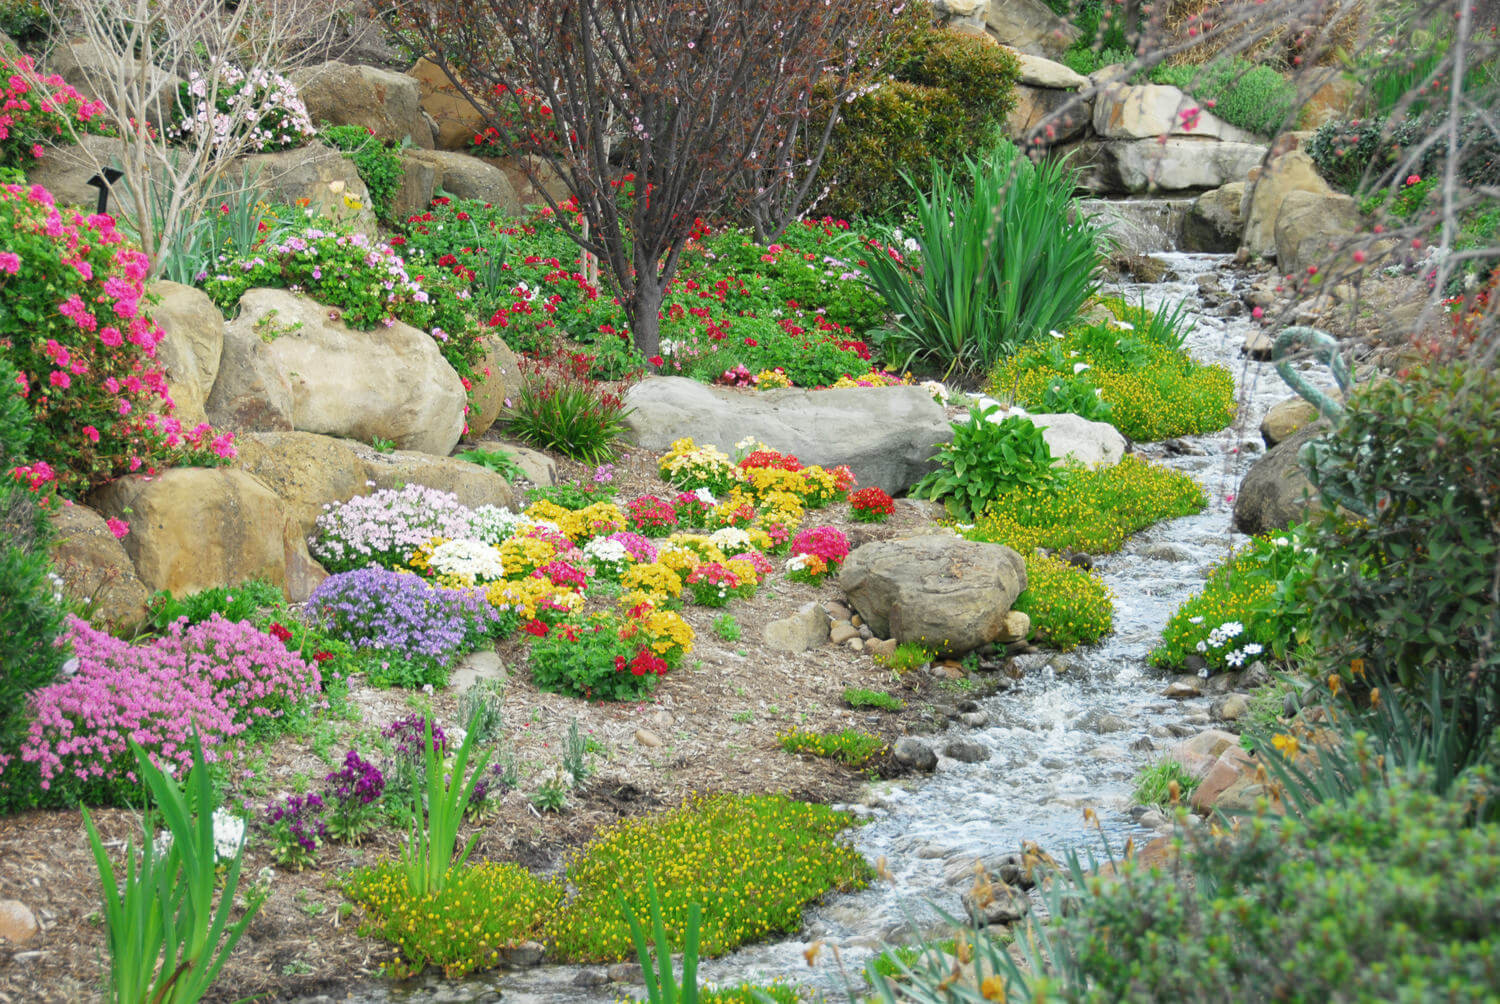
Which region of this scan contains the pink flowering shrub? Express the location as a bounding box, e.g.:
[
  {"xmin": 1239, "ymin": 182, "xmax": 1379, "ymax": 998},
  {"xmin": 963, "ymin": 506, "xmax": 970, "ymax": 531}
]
[
  {"xmin": 0, "ymin": 53, "xmax": 109, "ymax": 169},
  {"xmin": 0, "ymin": 183, "xmax": 235, "ymax": 497},
  {"xmin": 15, "ymin": 615, "xmax": 322, "ymax": 804}
]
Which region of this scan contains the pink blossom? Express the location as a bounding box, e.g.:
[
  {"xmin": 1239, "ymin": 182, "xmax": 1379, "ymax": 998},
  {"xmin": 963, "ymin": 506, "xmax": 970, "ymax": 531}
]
[
  {"xmin": 0, "ymin": 251, "xmax": 18, "ymax": 273},
  {"xmin": 106, "ymin": 518, "xmax": 129, "ymax": 539},
  {"xmin": 48, "ymin": 370, "xmax": 70, "ymax": 389},
  {"xmin": 82, "ymin": 425, "xmax": 100, "ymax": 443}
]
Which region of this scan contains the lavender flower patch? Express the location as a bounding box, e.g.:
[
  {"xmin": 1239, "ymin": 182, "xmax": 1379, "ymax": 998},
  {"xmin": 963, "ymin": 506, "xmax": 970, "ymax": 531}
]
[
  {"xmin": 311, "ymin": 484, "xmax": 475, "ymax": 573},
  {"xmin": 306, "ymin": 569, "xmax": 501, "ymax": 688}
]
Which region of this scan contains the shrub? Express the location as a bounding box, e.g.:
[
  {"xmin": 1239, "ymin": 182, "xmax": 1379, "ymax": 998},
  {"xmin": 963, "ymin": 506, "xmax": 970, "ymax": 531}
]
[
  {"xmin": 843, "ymin": 687, "xmax": 904, "ymax": 711},
  {"xmin": 0, "ymin": 2, "xmax": 52, "ymax": 49},
  {"xmin": 1150, "ymin": 59, "xmax": 1298, "ymax": 137},
  {"xmin": 344, "ymin": 860, "xmax": 560, "ymax": 978},
  {"xmin": 1013, "ymin": 551, "xmax": 1114, "ymax": 650},
  {"xmin": 778, "ymin": 727, "xmax": 887, "ymax": 767},
  {"xmin": 972, "ymin": 455, "xmax": 1206, "ymax": 556},
  {"xmin": 1300, "ymin": 363, "xmax": 1500, "ymax": 753},
  {"xmin": 311, "ymin": 484, "xmax": 475, "ymax": 573},
  {"xmin": 143, "ymin": 579, "xmax": 285, "ymax": 635},
  {"xmin": 1, "ymin": 183, "xmax": 236, "ymax": 496},
  {"xmin": 527, "ymin": 614, "xmax": 668, "ymax": 702},
  {"xmin": 0, "ymin": 53, "xmax": 108, "ymax": 168},
  {"xmin": 546, "ymin": 794, "xmax": 871, "ymax": 961},
  {"xmin": 1306, "ymin": 113, "xmax": 1499, "ymax": 194},
  {"xmin": 171, "ymin": 63, "xmax": 315, "ymax": 153},
  {"xmin": 912, "ymin": 408, "xmax": 1057, "ymax": 521},
  {"xmin": 821, "ymin": 27, "xmax": 1021, "ymax": 221},
  {"xmin": 321, "ymin": 124, "xmax": 405, "ymax": 223},
  {"xmin": 306, "ymin": 569, "xmax": 502, "ymax": 688},
  {"xmin": 1151, "ymin": 527, "xmax": 1312, "ymax": 675},
  {"xmin": 1132, "ymin": 759, "xmax": 1201, "ymax": 807},
  {"xmin": 862, "ymin": 141, "xmax": 1103, "ymax": 379},
  {"xmin": 503, "ymin": 351, "xmax": 633, "ymax": 463},
  {"xmin": 15, "ymin": 616, "xmax": 322, "ymax": 804}
]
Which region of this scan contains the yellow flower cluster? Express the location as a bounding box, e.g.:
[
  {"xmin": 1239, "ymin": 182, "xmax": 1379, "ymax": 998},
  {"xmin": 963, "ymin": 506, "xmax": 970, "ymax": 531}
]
[
  {"xmin": 498, "ymin": 535, "xmax": 558, "ymax": 577},
  {"xmin": 621, "ymin": 561, "xmax": 684, "ymax": 601},
  {"xmin": 829, "ymin": 370, "xmax": 912, "ymax": 389},
  {"xmin": 555, "ymin": 501, "xmax": 626, "ymax": 543},
  {"xmin": 618, "ymin": 603, "xmax": 696, "ymax": 664},
  {"xmin": 740, "ymin": 465, "xmax": 807, "ymax": 500},
  {"xmin": 754, "ymin": 368, "xmax": 793, "ymax": 389},
  {"xmin": 524, "ymin": 499, "xmax": 572, "ymax": 525},
  {"xmin": 724, "ymin": 557, "xmax": 762, "ymax": 588},
  {"xmin": 486, "ymin": 576, "xmax": 584, "ymax": 619},
  {"xmin": 658, "ymin": 437, "xmax": 741, "ymax": 489}
]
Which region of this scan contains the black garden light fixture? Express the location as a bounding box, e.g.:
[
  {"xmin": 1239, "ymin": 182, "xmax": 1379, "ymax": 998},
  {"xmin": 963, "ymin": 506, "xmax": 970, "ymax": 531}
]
[{"xmin": 84, "ymin": 167, "xmax": 124, "ymax": 215}]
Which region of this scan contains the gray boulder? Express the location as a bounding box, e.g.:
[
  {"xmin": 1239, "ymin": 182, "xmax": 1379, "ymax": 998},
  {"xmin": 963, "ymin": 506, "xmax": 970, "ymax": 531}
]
[
  {"xmin": 1071, "ymin": 138, "xmax": 1267, "ymax": 195},
  {"xmin": 25, "ymin": 135, "xmax": 129, "ymax": 211},
  {"xmin": 981, "ymin": 0, "xmax": 1079, "ymax": 58},
  {"xmin": 839, "ymin": 535, "xmax": 1028, "ymax": 655},
  {"xmin": 623, "ymin": 377, "xmax": 949, "ymax": 495},
  {"xmin": 1182, "ymin": 182, "xmax": 1246, "ymax": 253},
  {"xmin": 1024, "ymin": 411, "xmax": 1126, "ymax": 468},
  {"xmin": 1233, "ymin": 424, "xmax": 1326, "ymax": 534}
]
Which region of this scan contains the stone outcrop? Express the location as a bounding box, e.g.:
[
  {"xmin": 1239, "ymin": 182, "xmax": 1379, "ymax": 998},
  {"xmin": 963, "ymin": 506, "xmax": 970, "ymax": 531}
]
[
  {"xmin": 1182, "ymin": 182, "xmax": 1247, "ymax": 253},
  {"xmin": 289, "ymin": 61, "xmax": 434, "ymax": 149},
  {"xmin": 465, "ymin": 333, "xmax": 521, "ymax": 440},
  {"xmin": 624, "ymin": 377, "xmax": 950, "ymax": 495},
  {"xmin": 25, "ymin": 135, "xmax": 129, "ymax": 211},
  {"xmin": 48, "ymin": 38, "xmax": 180, "ymax": 127},
  {"xmin": 839, "ymin": 535, "xmax": 1028, "ymax": 655},
  {"xmin": 1274, "ymin": 190, "xmax": 1364, "ymax": 276},
  {"xmin": 404, "ymin": 148, "xmax": 522, "ymax": 211},
  {"xmin": 1241, "ymin": 149, "xmax": 1335, "ymax": 259},
  {"xmin": 49, "ymin": 502, "xmax": 151, "ymax": 629},
  {"xmin": 148, "ymin": 282, "xmax": 224, "ymax": 428},
  {"xmin": 1233, "ymin": 423, "xmax": 1326, "ymax": 535},
  {"xmin": 1070, "ymin": 137, "xmax": 1268, "ymax": 194},
  {"xmin": 241, "ymin": 143, "xmax": 377, "ymax": 234},
  {"xmin": 1092, "ymin": 83, "xmax": 1263, "ymax": 144}
]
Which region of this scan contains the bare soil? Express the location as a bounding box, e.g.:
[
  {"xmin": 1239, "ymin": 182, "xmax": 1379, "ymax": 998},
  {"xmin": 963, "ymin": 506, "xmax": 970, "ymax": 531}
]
[{"xmin": 0, "ymin": 440, "xmax": 1007, "ymax": 1004}]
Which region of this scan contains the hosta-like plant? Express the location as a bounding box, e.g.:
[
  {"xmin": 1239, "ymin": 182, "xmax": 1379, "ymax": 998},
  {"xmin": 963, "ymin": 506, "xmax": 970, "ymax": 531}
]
[{"xmin": 912, "ymin": 407, "xmax": 1056, "ymax": 521}]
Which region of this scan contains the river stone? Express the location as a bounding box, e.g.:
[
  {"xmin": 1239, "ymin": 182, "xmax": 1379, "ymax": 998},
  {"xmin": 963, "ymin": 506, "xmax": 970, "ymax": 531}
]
[
  {"xmin": 624, "ymin": 377, "xmax": 948, "ymax": 495},
  {"xmin": 1234, "ymin": 424, "xmax": 1325, "ymax": 535},
  {"xmin": 995, "ymin": 609, "xmax": 1031, "ymax": 643},
  {"xmin": 1010, "ymin": 48, "xmax": 1088, "ymax": 89},
  {"xmin": 1261, "ymin": 395, "xmax": 1336, "ymax": 447},
  {"xmin": 1182, "ymin": 182, "xmax": 1247, "ymax": 253},
  {"xmin": 1024, "ymin": 411, "xmax": 1127, "ymax": 469},
  {"xmin": 943, "ymin": 739, "xmax": 991, "ymax": 763},
  {"xmin": 1166, "ymin": 728, "xmax": 1241, "ymax": 779},
  {"xmin": 1163, "ymin": 676, "xmax": 1202, "ymax": 699},
  {"xmin": 961, "ymin": 884, "xmax": 1030, "ymax": 925},
  {"xmin": 1189, "ymin": 745, "xmax": 1256, "ymax": 813},
  {"xmin": 839, "ymin": 536, "xmax": 1027, "ymax": 656},
  {"xmin": 763, "ymin": 602, "xmax": 830, "ymax": 653},
  {"xmin": 208, "ymin": 288, "xmax": 467, "ymax": 455},
  {"xmin": 1213, "ymin": 693, "xmax": 1251, "ymax": 722},
  {"xmin": 893, "ymin": 737, "xmax": 938, "ymax": 771},
  {"xmin": 829, "ymin": 621, "xmax": 860, "ymax": 645}
]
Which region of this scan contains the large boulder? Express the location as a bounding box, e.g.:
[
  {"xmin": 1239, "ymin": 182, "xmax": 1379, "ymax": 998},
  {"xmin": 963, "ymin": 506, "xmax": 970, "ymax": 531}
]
[
  {"xmin": 241, "ymin": 143, "xmax": 377, "ymax": 234},
  {"xmin": 1092, "ymin": 83, "xmax": 1263, "ymax": 143},
  {"xmin": 839, "ymin": 535, "xmax": 1028, "ymax": 656},
  {"xmin": 623, "ymin": 377, "xmax": 949, "ymax": 495},
  {"xmin": 465, "ymin": 333, "xmax": 521, "ymax": 439},
  {"xmin": 90, "ymin": 468, "xmax": 294, "ymax": 597},
  {"xmin": 48, "ymin": 37, "xmax": 180, "ymax": 127},
  {"xmin": 1025, "ymin": 412, "xmax": 1126, "ymax": 468},
  {"xmin": 289, "ymin": 61, "xmax": 434, "ymax": 149},
  {"xmin": 49, "ymin": 502, "xmax": 150, "ymax": 630},
  {"xmin": 1182, "ymin": 182, "xmax": 1247, "ymax": 253},
  {"xmin": 407, "ymin": 57, "xmax": 490, "ymax": 151},
  {"xmin": 1233, "ymin": 423, "xmax": 1327, "ymax": 535},
  {"xmin": 1006, "ymin": 85, "xmax": 1091, "ymax": 144},
  {"xmin": 347, "ymin": 443, "xmax": 520, "ymax": 512},
  {"xmin": 1274, "ymin": 189, "xmax": 1364, "ymax": 276},
  {"xmin": 207, "ymin": 289, "xmax": 467, "ymax": 455},
  {"xmin": 1071, "ymin": 138, "xmax": 1268, "ymax": 194},
  {"xmin": 1242, "ymin": 150, "xmax": 1335, "ymax": 259},
  {"xmin": 405, "ymin": 148, "xmax": 522, "ymax": 210},
  {"xmin": 25, "ymin": 135, "xmax": 129, "ymax": 211},
  {"xmin": 391, "ymin": 152, "xmax": 439, "ymax": 222},
  {"xmin": 1261, "ymin": 394, "xmax": 1340, "ymax": 448},
  {"xmin": 148, "ymin": 281, "xmax": 224, "ymax": 428},
  {"xmin": 233, "ymin": 431, "xmax": 375, "ymax": 538},
  {"xmin": 982, "ymin": 0, "xmax": 1079, "ymax": 58}
]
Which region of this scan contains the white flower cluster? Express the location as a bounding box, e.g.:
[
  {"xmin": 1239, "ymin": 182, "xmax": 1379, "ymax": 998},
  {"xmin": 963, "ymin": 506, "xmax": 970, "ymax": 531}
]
[
  {"xmin": 429, "ymin": 539, "xmax": 507, "ymax": 584},
  {"xmin": 312, "ymin": 484, "xmax": 473, "ymax": 566},
  {"xmin": 178, "ymin": 63, "xmax": 315, "ymax": 152},
  {"xmin": 583, "ymin": 536, "xmax": 630, "ymax": 575},
  {"xmin": 708, "ymin": 527, "xmax": 753, "ymax": 555},
  {"xmin": 1193, "ymin": 619, "xmax": 1265, "ymax": 675},
  {"xmin": 920, "ymin": 379, "xmax": 949, "ymax": 404},
  {"xmin": 152, "ymin": 808, "xmax": 245, "ymax": 865},
  {"xmin": 785, "ymin": 553, "xmax": 813, "ymax": 572}
]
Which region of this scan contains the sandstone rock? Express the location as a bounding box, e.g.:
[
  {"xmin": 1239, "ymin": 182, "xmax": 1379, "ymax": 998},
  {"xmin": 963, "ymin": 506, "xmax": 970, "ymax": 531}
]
[
  {"xmin": 763, "ymin": 601, "xmax": 831, "ymax": 653},
  {"xmin": 1213, "ymin": 776, "xmax": 1272, "ymax": 814},
  {"xmin": 893, "ymin": 736, "xmax": 938, "ymax": 771},
  {"xmin": 390, "ymin": 153, "xmax": 438, "ymax": 222},
  {"xmin": 1243, "ymin": 327, "xmax": 1275, "ymax": 360},
  {"xmin": 466, "ymin": 333, "xmax": 521, "ymax": 439},
  {"xmin": 210, "ymin": 289, "xmax": 467, "ymax": 455},
  {"xmin": 1006, "ymin": 84, "xmax": 1091, "ymax": 144},
  {"xmin": 625, "ymin": 377, "xmax": 949, "ymax": 495},
  {"xmin": 498, "ymin": 940, "xmax": 545, "ymax": 967},
  {"xmin": 0, "ymin": 899, "xmax": 38, "ymax": 946},
  {"xmin": 406, "ymin": 148, "xmax": 522, "ymax": 210},
  {"xmin": 408, "ymin": 57, "xmax": 490, "ymax": 151},
  {"xmin": 1234, "ymin": 424, "xmax": 1325, "ymax": 535},
  {"xmin": 241, "ymin": 143, "xmax": 376, "ymax": 234},
  {"xmin": 1166, "ymin": 728, "xmax": 1242, "ymax": 778},
  {"xmin": 982, "ymin": 0, "xmax": 1078, "ymax": 58},
  {"xmin": 1023, "ymin": 412, "xmax": 1126, "ymax": 469},
  {"xmin": 25, "ymin": 135, "xmax": 129, "ymax": 210},
  {"xmin": 1189, "ymin": 745, "xmax": 1256, "ymax": 813},
  {"xmin": 1182, "ymin": 182, "xmax": 1246, "ymax": 254},
  {"xmin": 290, "ymin": 61, "xmax": 433, "ymax": 149},
  {"xmin": 839, "ymin": 536, "xmax": 1027, "ymax": 655},
  {"xmin": 1163, "ymin": 677, "xmax": 1202, "ymax": 699},
  {"xmin": 49, "ymin": 503, "xmax": 149, "ymax": 630},
  {"xmin": 1261, "ymin": 395, "xmax": 1334, "ymax": 447},
  {"xmin": 470, "ymin": 441, "xmax": 557, "ymax": 486},
  {"xmin": 1242, "ymin": 150, "xmax": 1335, "ymax": 258},
  {"xmin": 1274, "ymin": 190, "xmax": 1365, "ymax": 276},
  {"xmin": 634, "ymin": 728, "xmax": 662, "ymax": 747},
  {"xmin": 996, "ymin": 609, "xmax": 1031, "ymax": 644},
  {"xmin": 49, "ymin": 38, "xmax": 180, "ymax": 127},
  {"xmin": 944, "ymin": 739, "xmax": 991, "ymax": 763},
  {"xmin": 829, "ymin": 621, "xmax": 859, "ymax": 645},
  {"xmin": 149, "ymin": 282, "xmax": 224, "ymax": 428},
  {"xmin": 1009, "ymin": 49, "xmax": 1088, "ymax": 89},
  {"xmin": 493, "ymin": 156, "xmax": 570, "ymax": 210},
  {"xmin": 1071, "ymin": 137, "xmax": 1267, "ymax": 195},
  {"xmin": 91, "ymin": 468, "xmax": 290, "ymax": 597},
  {"xmin": 866, "ymin": 637, "xmax": 898, "ymax": 660},
  {"xmin": 349, "ymin": 443, "xmax": 520, "ymax": 512},
  {"xmin": 232, "ymin": 431, "xmax": 374, "ymax": 538},
  {"xmin": 1092, "ymin": 83, "xmax": 1262, "ymax": 143}
]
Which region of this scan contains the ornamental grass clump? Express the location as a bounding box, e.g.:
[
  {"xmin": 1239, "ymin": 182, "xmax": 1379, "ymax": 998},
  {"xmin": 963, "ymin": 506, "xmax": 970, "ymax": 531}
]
[
  {"xmin": 545, "ymin": 793, "xmax": 871, "ymax": 962},
  {"xmin": 306, "ymin": 569, "xmax": 502, "ymax": 688},
  {"xmin": 503, "ymin": 350, "xmax": 633, "ymax": 463},
  {"xmin": 0, "ymin": 183, "xmax": 237, "ymax": 497},
  {"xmin": 312, "ymin": 484, "xmax": 475, "ymax": 573},
  {"xmin": 17, "ymin": 616, "xmax": 322, "ymax": 804}
]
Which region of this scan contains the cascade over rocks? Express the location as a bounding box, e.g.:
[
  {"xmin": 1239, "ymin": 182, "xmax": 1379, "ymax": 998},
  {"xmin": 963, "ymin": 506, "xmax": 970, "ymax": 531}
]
[
  {"xmin": 839, "ymin": 535, "xmax": 1028, "ymax": 656},
  {"xmin": 623, "ymin": 377, "xmax": 949, "ymax": 495}
]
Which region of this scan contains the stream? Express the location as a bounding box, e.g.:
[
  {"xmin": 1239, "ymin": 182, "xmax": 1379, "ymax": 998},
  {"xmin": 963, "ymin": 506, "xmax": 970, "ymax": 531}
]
[{"xmin": 337, "ymin": 252, "xmax": 1331, "ymax": 1004}]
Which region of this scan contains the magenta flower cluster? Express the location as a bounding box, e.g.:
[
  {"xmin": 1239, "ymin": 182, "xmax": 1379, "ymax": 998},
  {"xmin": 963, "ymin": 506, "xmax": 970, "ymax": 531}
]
[
  {"xmin": 790, "ymin": 525, "xmax": 850, "ymax": 566},
  {"xmin": 606, "ymin": 530, "xmax": 659, "ymax": 563},
  {"xmin": 15, "ymin": 616, "xmax": 321, "ymax": 793}
]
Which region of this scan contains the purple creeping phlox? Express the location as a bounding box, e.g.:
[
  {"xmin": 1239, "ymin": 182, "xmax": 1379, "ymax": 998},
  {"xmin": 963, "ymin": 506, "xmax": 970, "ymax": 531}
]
[
  {"xmin": 15, "ymin": 616, "xmax": 322, "ymax": 793},
  {"xmin": 306, "ymin": 568, "xmax": 501, "ymax": 671}
]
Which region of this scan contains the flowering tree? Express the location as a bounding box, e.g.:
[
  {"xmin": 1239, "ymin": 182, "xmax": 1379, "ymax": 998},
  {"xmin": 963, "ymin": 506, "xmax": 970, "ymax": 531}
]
[{"xmin": 392, "ymin": 0, "xmax": 896, "ymax": 358}]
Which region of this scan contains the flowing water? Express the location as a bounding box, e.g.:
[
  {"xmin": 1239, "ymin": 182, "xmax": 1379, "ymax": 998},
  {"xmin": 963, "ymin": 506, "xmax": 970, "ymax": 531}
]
[{"xmin": 339, "ymin": 254, "xmax": 1335, "ymax": 1004}]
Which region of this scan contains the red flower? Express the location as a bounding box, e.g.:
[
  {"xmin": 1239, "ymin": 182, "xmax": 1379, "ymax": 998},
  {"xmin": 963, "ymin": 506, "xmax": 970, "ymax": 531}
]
[
  {"xmin": 268, "ymin": 622, "xmax": 293, "ymax": 643},
  {"xmin": 649, "ymin": 355, "xmax": 664, "ymax": 367},
  {"xmin": 744, "ymin": 337, "xmax": 758, "ymax": 347},
  {"xmin": 521, "ymin": 619, "xmax": 550, "ymax": 637}
]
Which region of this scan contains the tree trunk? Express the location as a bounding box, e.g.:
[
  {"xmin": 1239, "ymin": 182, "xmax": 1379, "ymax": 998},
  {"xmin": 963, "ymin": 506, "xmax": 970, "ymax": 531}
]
[{"xmin": 630, "ymin": 271, "xmax": 665, "ymax": 360}]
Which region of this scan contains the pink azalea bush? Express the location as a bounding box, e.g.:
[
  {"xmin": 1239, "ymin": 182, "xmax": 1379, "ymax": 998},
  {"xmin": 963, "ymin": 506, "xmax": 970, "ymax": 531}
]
[
  {"xmin": 0, "ymin": 183, "xmax": 235, "ymax": 498},
  {"xmin": 14, "ymin": 615, "xmax": 322, "ymax": 803},
  {"xmin": 0, "ymin": 53, "xmax": 109, "ymax": 168}
]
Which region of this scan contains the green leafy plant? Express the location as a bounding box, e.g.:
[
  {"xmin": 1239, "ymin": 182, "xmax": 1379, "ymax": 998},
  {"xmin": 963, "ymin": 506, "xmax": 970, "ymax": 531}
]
[
  {"xmin": 912, "ymin": 408, "xmax": 1056, "ymax": 521},
  {"xmin": 1132, "ymin": 759, "xmax": 1201, "ymax": 808},
  {"xmin": 320, "ymin": 124, "xmax": 406, "ymax": 223},
  {"xmin": 503, "ymin": 352, "xmax": 633, "ymax": 463},
  {"xmin": 456, "ymin": 678, "xmax": 506, "ymax": 745},
  {"xmin": 563, "ymin": 718, "xmax": 593, "ymax": 787},
  {"xmin": 875, "ymin": 641, "xmax": 938, "ymax": 673},
  {"xmin": 1150, "ymin": 58, "xmax": 1298, "ymax": 138},
  {"xmin": 531, "ymin": 772, "xmax": 570, "ymax": 813},
  {"xmin": 81, "ymin": 732, "xmax": 265, "ymax": 1004},
  {"xmin": 143, "ymin": 578, "xmax": 285, "ymax": 634},
  {"xmin": 525, "ymin": 480, "xmax": 618, "ymax": 510},
  {"xmin": 861, "ymin": 140, "xmax": 1103, "ymax": 379},
  {"xmin": 711, "ymin": 613, "xmax": 742, "ymax": 642},
  {"xmin": 399, "ymin": 713, "xmax": 491, "ymax": 898},
  {"xmin": 529, "ymin": 614, "xmax": 666, "ymax": 702},
  {"xmin": 455, "ymin": 446, "xmax": 526, "ymax": 483},
  {"xmin": 625, "ymin": 878, "xmax": 703, "ymax": 1004},
  {"xmin": 371, "ymin": 436, "xmax": 397, "ymax": 453},
  {"xmin": 843, "ymin": 687, "xmax": 904, "ymax": 711},
  {"xmin": 778, "ymin": 727, "xmax": 888, "ymax": 768}
]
